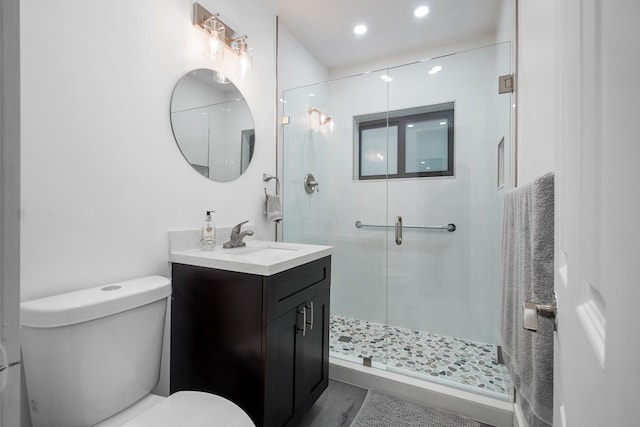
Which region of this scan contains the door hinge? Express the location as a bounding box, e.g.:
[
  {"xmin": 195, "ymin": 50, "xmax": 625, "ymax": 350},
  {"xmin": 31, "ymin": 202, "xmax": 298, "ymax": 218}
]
[{"xmin": 499, "ymin": 74, "xmax": 514, "ymax": 94}]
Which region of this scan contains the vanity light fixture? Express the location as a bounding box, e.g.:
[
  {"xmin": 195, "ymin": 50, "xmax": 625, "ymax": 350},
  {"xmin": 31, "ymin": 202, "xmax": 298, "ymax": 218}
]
[{"xmin": 193, "ymin": 3, "xmax": 253, "ymax": 77}]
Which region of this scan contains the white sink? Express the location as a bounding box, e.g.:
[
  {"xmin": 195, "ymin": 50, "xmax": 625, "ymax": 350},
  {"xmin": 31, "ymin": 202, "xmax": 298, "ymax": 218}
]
[
  {"xmin": 169, "ymin": 240, "xmax": 332, "ymax": 276},
  {"xmin": 222, "ymin": 242, "xmax": 297, "ymax": 255}
]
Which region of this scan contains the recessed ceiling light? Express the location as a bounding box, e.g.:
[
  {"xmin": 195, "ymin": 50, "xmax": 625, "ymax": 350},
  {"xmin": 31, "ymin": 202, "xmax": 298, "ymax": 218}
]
[
  {"xmin": 428, "ymin": 65, "xmax": 443, "ymax": 74},
  {"xmin": 354, "ymin": 24, "xmax": 368, "ymax": 35},
  {"xmin": 380, "ymin": 75, "xmax": 393, "ymax": 82},
  {"xmin": 414, "ymin": 6, "xmax": 430, "ymax": 18}
]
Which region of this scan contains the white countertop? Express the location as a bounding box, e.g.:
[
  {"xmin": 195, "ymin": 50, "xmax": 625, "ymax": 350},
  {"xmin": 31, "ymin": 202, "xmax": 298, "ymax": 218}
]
[{"xmin": 169, "ymin": 240, "xmax": 333, "ymax": 276}]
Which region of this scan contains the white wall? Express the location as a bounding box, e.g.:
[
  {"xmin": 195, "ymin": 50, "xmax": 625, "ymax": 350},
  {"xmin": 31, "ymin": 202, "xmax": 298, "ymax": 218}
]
[
  {"xmin": 515, "ymin": 0, "xmax": 557, "ymax": 185},
  {"xmin": 277, "ymin": 22, "xmax": 329, "ymax": 93},
  {"xmin": 20, "ymin": 0, "xmax": 276, "ymax": 302},
  {"xmin": 20, "ymin": 1, "xmax": 275, "ymax": 425}
]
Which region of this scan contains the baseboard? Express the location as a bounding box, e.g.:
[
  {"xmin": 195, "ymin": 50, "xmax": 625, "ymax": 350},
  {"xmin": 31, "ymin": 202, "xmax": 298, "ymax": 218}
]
[{"xmin": 329, "ymin": 357, "xmax": 514, "ymax": 427}]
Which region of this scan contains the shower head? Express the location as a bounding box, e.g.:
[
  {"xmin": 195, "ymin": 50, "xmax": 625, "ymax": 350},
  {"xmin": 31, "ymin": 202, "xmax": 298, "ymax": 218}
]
[{"xmin": 308, "ymin": 107, "xmax": 332, "ymax": 126}]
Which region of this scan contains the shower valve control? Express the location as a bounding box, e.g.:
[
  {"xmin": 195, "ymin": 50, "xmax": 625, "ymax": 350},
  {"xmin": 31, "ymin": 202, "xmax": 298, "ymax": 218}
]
[{"xmin": 304, "ymin": 174, "xmax": 319, "ymax": 194}]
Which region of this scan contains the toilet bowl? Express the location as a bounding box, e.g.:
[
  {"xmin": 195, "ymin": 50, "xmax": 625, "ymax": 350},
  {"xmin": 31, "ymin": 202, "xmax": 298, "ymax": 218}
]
[
  {"xmin": 95, "ymin": 391, "xmax": 253, "ymax": 427},
  {"xmin": 20, "ymin": 276, "xmax": 254, "ymax": 427}
]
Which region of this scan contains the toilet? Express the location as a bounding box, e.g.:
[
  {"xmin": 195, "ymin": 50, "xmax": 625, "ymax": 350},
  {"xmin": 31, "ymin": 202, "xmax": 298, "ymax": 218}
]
[{"xmin": 20, "ymin": 276, "xmax": 254, "ymax": 427}]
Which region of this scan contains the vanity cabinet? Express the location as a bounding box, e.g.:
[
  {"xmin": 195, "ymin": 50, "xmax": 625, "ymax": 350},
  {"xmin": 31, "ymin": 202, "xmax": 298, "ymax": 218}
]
[{"xmin": 170, "ymin": 255, "xmax": 331, "ymax": 427}]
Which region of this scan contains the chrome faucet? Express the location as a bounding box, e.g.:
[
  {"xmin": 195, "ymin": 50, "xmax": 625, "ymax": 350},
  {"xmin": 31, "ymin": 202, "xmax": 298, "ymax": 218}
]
[{"xmin": 223, "ymin": 220, "xmax": 254, "ymax": 249}]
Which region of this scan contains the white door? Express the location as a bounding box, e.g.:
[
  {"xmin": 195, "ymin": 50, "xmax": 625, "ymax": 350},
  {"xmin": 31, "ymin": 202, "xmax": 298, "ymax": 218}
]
[
  {"xmin": 554, "ymin": 1, "xmax": 640, "ymax": 426},
  {"xmin": 1, "ymin": 0, "xmax": 21, "ymax": 425}
]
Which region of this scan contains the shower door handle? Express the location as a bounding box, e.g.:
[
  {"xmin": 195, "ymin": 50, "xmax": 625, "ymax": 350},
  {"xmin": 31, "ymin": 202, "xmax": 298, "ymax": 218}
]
[{"xmin": 395, "ymin": 216, "xmax": 403, "ymax": 245}]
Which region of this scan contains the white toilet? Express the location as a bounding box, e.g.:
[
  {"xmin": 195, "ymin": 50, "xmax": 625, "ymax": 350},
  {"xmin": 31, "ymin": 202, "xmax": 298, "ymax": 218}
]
[{"xmin": 20, "ymin": 275, "xmax": 255, "ymax": 427}]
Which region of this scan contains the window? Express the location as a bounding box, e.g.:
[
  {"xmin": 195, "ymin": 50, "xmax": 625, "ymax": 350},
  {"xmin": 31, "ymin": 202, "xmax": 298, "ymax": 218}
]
[{"xmin": 356, "ymin": 103, "xmax": 454, "ymax": 180}]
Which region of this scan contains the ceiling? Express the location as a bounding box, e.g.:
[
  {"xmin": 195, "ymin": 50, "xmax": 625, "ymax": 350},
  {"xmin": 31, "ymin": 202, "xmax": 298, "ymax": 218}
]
[{"xmin": 271, "ymin": 0, "xmax": 504, "ymax": 69}]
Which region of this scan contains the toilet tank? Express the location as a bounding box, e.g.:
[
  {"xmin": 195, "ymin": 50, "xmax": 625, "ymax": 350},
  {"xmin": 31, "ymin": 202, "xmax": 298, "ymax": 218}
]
[{"xmin": 21, "ymin": 276, "xmax": 172, "ymax": 427}]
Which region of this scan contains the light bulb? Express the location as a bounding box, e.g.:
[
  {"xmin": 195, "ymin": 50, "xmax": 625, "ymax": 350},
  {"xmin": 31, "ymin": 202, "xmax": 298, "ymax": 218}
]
[
  {"xmin": 238, "ymin": 49, "xmax": 253, "ymax": 78},
  {"xmin": 204, "ymin": 18, "xmax": 225, "ymax": 62},
  {"xmin": 354, "ymin": 24, "xmax": 367, "ymax": 35},
  {"xmin": 232, "ymin": 37, "xmax": 253, "ymax": 78},
  {"xmin": 414, "ymin": 6, "xmax": 429, "ymax": 18},
  {"xmin": 208, "ymin": 36, "xmax": 222, "ymax": 59}
]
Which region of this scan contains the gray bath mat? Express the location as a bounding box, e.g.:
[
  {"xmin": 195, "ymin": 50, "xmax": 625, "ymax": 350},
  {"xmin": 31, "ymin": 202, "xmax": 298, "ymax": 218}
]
[{"xmin": 350, "ymin": 390, "xmax": 482, "ymax": 427}]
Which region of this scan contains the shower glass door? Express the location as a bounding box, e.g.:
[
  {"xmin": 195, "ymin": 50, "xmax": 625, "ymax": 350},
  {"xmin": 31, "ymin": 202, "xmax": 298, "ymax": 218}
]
[
  {"xmin": 281, "ymin": 70, "xmax": 391, "ymax": 370},
  {"xmin": 382, "ymin": 43, "xmax": 512, "ymax": 397},
  {"xmin": 282, "ymin": 42, "xmax": 512, "ymax": 400}
]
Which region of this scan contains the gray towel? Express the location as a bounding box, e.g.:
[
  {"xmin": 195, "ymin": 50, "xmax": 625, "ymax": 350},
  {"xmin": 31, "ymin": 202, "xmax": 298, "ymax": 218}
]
[
  {"xmin": 266, "ymin": 193, "xmax": 282, "ymax": 223},
  {"xmin": 501, "ymin": 172, "xmax": 554, "ymax": 427}
]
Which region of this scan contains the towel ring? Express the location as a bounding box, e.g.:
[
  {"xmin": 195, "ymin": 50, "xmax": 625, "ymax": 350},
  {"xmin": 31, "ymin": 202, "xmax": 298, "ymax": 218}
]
[{"xmin": 263, "ymin": 173, "xmax": 279, "ymax": 194}]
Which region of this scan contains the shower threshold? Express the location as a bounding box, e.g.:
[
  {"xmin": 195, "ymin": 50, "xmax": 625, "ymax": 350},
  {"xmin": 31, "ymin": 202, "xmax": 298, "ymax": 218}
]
[{"xmin": 329, "ymin": 315, "xmax": 512, "ymax": 401}]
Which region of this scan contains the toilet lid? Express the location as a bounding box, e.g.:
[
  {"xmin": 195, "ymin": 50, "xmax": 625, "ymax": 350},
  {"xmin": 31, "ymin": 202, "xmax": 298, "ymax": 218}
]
[{"xmin": 121, "ymin": 391, "xmax": 255, "ymax": 427}]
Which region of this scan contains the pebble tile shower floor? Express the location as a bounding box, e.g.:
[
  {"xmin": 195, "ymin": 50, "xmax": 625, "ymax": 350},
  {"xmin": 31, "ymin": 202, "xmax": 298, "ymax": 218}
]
[{"xmin": 329, "ymin": 315, "xmax": 511, "ymax": 400}]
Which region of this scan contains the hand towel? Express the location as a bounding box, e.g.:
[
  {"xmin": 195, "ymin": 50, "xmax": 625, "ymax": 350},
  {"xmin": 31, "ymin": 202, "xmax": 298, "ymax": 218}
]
[
  {"xmin": 266, "ymin": 193, "xmax": 282, "ymax": 223},
  {"xmin": 501, "ymin": 172, "xmax": 554, "ymax": 427}
]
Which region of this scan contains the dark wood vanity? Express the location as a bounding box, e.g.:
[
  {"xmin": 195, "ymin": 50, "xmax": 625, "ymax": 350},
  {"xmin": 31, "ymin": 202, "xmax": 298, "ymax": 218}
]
[{"xmin": 170, "ymin": 255, "xmax": 331, "ymax": 427}]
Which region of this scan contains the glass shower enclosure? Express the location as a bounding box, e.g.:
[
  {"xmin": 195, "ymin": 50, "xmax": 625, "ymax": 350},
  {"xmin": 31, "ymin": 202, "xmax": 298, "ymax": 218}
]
[{"xmin": 281, "ymin": 43, "xmax": 512, "ymax": 400}]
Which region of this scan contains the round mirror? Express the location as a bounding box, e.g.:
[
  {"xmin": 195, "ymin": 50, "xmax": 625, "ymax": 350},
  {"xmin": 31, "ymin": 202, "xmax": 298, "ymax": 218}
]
[{"xmin": 170, "ymin": 69, "xmax": 255, "ymax": 182}]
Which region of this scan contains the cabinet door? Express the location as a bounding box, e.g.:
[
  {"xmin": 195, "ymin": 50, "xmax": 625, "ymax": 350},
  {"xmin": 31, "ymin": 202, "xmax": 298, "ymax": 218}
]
[
  {"xmin": 296, "ymin": 288, "xmax": 330, "ymax": 414},
  {"xmin": 264, "ymin": 305, "xmax": 305, "ymax": 427},
  {"xmin": 170, "ymin": 264, "xmax": 264, "ymax": 425}
]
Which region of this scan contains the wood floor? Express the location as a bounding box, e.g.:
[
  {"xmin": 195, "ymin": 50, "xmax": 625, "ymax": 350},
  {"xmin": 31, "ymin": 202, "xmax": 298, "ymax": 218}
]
[{"xmin": 297, "ymin": 380, "xmax": 368, "ymax": 427}]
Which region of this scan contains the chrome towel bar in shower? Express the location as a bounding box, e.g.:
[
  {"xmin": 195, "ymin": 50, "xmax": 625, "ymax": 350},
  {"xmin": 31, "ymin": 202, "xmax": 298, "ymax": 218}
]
[{"xmin": 354, "ymin": 220, "xmax": 456, "ymax": 232}]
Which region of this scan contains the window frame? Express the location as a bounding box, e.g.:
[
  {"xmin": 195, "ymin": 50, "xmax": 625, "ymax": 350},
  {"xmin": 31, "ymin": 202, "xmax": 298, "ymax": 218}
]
[{"xmin": 357, "ymin": 107, "xmax": 454, "ymax": 180}]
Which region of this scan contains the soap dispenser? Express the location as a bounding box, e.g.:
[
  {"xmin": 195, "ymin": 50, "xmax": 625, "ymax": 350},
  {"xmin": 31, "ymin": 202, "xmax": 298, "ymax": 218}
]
[{"xmin": 200, "ymin": 210, "xmax": 216, "ymax": 251}]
